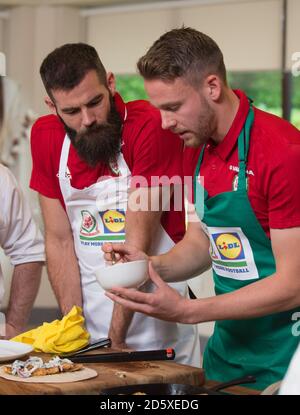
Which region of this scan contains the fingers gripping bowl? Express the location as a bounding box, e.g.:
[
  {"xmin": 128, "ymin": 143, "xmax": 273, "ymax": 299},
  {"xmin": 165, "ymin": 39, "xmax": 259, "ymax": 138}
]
[{"xmin": 95, "ymin": 260, "xmax": 149, "ymax": 290}]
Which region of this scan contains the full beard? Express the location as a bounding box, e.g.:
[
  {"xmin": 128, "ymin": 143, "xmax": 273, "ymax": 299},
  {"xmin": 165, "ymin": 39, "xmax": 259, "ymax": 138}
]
[{"xmin": 59, "ymin": 97, "xmax": 123, "ymax": 168}]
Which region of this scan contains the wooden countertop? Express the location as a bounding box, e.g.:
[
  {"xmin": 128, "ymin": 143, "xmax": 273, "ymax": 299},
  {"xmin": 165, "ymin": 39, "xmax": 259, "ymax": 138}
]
[
  {"xmin": 0, "ymin": 352, "xmax": 205, "ymax": 395},
  {"xmin": 0, "ymin": 350, "xmax": 262, "ymax": 395}
]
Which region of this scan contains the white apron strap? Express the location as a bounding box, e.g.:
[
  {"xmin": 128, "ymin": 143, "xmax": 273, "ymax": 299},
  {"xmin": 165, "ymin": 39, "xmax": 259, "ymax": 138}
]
[
  {"xmin": 58, "ymin": 134, "xmax": 72, "ymax": 199},
  {"xmin": 117, "ymin": 152, "xmax": 130, "ymax": 177},
  {"xmin": 59, "ymin": 134, "xmax": 71, "ymax": 180}
]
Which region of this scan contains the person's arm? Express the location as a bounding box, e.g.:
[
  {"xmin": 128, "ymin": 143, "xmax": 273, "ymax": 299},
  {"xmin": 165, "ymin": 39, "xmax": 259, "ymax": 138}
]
[
  {"xmin": 103, "ymin": 219, "xmax": 212, "ymax": 282},
  {"xmin": 108, "ymin": 187, "xmax": 164, "ymax": 349},
  {"xmin": 4, "ymin": 262, "xmax": 42, "ymax": 339},
  {"xmin": 106, "ymin": 227, "xmax": 300, "ymax": 324},
  {"xmin": 151, "ymin": 219, "xmax": 212, "ymax": 282},
  {"xmin": 39, "ymin": 195, "xmax": 82, "ymax": 314}
]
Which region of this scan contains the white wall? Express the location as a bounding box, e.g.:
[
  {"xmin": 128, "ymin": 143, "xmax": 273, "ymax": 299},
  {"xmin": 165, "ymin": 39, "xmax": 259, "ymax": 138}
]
[
  {"xmin": 5, "ymin": 6, "xmax": 84, "ymax": 114},
  {"xmin": 287, "ymin": 0, "xmax": 300, "ymax": 70},
  {"xmin": 0, "ymin": 18, "xmax": 4, "ymax": 52},
  {"xmin": 177, "ymin": 0, "xmax": 282, "ymax": 71},
  {"xmin": 87, "ymin": 8, "xmax": 179, "ymax": 74},
  {"xmin": 85, "ymin": 0, "xmax": 283, "ymax": 74}
]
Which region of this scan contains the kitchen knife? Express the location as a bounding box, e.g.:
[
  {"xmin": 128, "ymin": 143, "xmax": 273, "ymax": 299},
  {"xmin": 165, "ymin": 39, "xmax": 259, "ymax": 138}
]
[
  {"xmin": 68, "ymin": 348, "xmax": 175, "ymax": 363},
  {"xmin": 59, "ymin": 337, "xmax": 111, "ymax": 358}
]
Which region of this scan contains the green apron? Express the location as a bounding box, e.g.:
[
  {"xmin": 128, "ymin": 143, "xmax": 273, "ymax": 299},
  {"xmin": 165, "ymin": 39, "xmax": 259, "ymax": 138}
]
[{"xmin": 194, "ymin": 107, "xmax": 299, "ymax": 390}]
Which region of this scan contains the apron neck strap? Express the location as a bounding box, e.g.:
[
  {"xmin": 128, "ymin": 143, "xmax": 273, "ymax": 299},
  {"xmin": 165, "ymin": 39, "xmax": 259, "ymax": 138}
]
[
  {"xmin": 237, "ymin": 106, "xmax": 254, "ymax": 191},
  {"xmin": 194, "ymin": 144, "xmax": 206, "ymax": 199}
]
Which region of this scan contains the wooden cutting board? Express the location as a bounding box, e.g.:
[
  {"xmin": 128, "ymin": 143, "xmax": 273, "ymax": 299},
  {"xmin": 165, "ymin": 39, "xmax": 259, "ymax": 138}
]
[{"xmin": 0, "ymin": 353, "xmax": 205, "ymax": 395}]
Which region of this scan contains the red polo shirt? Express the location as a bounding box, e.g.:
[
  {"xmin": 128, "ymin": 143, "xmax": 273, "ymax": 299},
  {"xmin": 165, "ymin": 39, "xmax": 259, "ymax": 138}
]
[
  {"xmin": 30, "ymin": 93, "xmax": 185, "ymax": 243},
  {"xmin": 183, "ymin": 90, "xmax": 300, "ymax": 238}
]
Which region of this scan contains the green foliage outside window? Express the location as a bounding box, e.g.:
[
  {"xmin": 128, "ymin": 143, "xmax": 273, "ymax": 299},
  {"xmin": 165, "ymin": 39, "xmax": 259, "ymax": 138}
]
[
  {"xmin": 116, "ymin": 74, "xmax": 148, "ymax": 102},
  {"xmin": 228, "ymin": 71, "xmax": 300, "ymax": 129},
  {"xmin": 292, "ymin": 76, "xmax": 300, "ymax": 129},
  {"xmin": 228, "ymin": 71, "xmax": 282, "ymax": 108},
  {"xmin": 116, "ymin": 72, "xmax": 300, "ymax": 129}
]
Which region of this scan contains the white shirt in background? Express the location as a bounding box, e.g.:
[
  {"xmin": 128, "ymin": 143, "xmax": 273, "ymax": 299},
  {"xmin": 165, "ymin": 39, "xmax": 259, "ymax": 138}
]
[{"xmin": 0, "ymin": 164, "xmax": 45, "ymax": 306}]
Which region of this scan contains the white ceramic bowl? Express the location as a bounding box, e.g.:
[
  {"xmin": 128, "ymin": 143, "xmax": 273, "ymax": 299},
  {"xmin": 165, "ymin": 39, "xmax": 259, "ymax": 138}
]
[{"xmin": 95, "ymin": 260, "xmax": 148, "ymax": 290}]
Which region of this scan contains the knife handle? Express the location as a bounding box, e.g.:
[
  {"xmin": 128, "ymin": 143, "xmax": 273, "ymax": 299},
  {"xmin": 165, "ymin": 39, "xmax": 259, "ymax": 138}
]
[{"xmin": 69, "ymin": 348, "xmax": 175, "ymax": 363}]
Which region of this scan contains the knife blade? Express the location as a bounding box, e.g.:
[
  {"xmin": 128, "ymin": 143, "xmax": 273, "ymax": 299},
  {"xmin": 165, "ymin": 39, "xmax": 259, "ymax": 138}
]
[
  {"xmin": 68, "ymin": 348, "xmax": 175, "ymax": 363},
  {"xmin": 59, "ymin": 337, "xmax": 111, "ymax": 358}
]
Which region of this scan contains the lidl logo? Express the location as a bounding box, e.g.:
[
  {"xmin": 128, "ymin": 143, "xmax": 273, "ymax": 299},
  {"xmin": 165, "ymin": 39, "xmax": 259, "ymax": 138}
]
[
  {"xmin": 100, "ymin": 210, "xmax": 125, "ymax": 233},
  {"xmin": 213, "ymin": 232, "xmax": 245, "ymax": 260}
]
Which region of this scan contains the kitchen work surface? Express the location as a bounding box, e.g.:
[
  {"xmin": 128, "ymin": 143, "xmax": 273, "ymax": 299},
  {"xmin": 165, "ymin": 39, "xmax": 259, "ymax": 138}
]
[{"xmin": 0, "ymin": 350, "xmax": 204, "ymax": 395}]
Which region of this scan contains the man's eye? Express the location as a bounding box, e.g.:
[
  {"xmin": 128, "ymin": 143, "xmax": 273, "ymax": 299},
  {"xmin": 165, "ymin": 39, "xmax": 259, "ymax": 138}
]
[
  {"xmin": 64, "ymin": 109, "xmax": 79, "ymax": 115},
  {"xmin": 87, "ymin": 99, "xmax": 102, "ymax": 108}
]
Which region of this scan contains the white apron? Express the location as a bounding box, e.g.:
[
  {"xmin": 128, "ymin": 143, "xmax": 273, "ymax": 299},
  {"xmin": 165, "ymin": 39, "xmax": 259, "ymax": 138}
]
[
  {"xmin": 58, "ymin": 129, "xmax": 200, "ymax": 367},
  {"xmin": 0, "ymin": 266, "xmax": 4, "ymax": 308}
]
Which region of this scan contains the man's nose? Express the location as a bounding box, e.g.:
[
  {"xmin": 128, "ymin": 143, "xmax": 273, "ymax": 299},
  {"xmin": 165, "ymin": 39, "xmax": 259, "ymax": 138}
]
[
  {"xmin": 161, "ymin": 111, "xmax": 176, "ymax": 130},
  {"xmin": 81, "ymin": 108, "xmax": 96, "ymax": 128}
]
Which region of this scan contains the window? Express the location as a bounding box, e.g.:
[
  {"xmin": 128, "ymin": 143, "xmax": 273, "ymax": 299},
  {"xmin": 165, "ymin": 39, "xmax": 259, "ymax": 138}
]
[{"xmin": 116, "ymin": 72, "xmax": 300, "ymax": 129}]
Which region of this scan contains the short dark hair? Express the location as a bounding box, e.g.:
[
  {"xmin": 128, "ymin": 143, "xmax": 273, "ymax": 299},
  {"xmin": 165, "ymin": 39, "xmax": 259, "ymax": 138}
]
[
  {"xmin": 40, "ymin": 43, "xmax": 107, "ymax": 100},
  {"xmin": 137, "ymin": 27, "xmax": 227, "ymax": 87}
]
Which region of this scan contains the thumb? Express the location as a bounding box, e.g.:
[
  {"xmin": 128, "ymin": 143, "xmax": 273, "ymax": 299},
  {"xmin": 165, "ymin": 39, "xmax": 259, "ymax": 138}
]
[
  {"xmin": 148, "ymin": 261, "xmax": 165, "ymax": 288},
  {"xmin": 102, "ymin": 242, "xmax": 113, "ymax": 253},
  {"xmin": 110, "ymin": 242, "xmax": 134, "ymax": 256}
]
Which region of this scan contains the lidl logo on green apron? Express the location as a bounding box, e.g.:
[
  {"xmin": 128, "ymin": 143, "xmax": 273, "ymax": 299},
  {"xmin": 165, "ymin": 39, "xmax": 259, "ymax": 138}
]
[
  {"xmin": 208, "ymin": 226, "xmax": 259, "ymax": 281},
  {"xmin": 214, "ymin": 233, "xmax": 245, "ymax": 260}
]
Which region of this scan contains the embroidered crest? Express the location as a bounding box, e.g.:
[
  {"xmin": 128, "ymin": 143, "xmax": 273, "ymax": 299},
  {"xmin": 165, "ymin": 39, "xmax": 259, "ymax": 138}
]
[
  {"xmin": 80, "ymin": 210, "xmax": 100, "ymax": 237},
  {"xmin": 232, "ymin": 174, "xmax": 248, "ymax": 191},
  {"xmin": 109, "ymin": 159, "xmax": 120, "ymax": 175}
]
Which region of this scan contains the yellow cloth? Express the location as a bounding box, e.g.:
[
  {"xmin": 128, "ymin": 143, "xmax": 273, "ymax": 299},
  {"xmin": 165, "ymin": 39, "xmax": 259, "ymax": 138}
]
[{"xmin": 11, "ymin": 306, "xmax": 90, "ymax": 353}]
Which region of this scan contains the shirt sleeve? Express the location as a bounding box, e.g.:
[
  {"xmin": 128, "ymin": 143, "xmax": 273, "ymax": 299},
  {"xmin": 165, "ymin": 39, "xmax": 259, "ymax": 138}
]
[
  {"xmin": 30, "ymin": 119, "xmax": 62, "ymax": 199},
  {"xmin": 129, "ymin": 116, "xmax": 184, "ymax": 188},
  {"xmin": 0, "ymin": 165, "xmax": 45, "ymax": 265}
]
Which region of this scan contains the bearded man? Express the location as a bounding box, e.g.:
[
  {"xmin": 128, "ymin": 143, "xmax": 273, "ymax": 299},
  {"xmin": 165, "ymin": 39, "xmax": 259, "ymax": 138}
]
[{"xmin": 29, "ymin": 43, "xmax": 200, "ymax": 366}]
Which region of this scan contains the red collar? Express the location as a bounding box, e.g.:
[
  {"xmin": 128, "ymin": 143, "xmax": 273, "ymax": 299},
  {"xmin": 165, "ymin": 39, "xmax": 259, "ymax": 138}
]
[{"xmin": 208, "ymin": 90, "xmax": 250, "ymax": 161}]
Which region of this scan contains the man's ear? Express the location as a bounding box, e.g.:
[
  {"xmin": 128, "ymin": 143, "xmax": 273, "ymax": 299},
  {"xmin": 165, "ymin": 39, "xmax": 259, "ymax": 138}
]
[
  {"xmin": 44, "ymin": 96, "xmax": 56, "ymax": 114},
  {"xmin": 204, "ymin": 75, "xmax": 222, "ymax": 102},
  {"xmin": 106, "ymin": 72, "xmax": 116, "ymax": 96}
]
